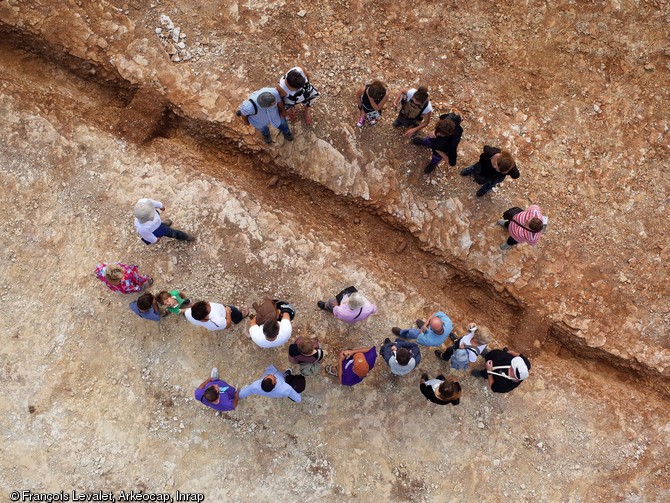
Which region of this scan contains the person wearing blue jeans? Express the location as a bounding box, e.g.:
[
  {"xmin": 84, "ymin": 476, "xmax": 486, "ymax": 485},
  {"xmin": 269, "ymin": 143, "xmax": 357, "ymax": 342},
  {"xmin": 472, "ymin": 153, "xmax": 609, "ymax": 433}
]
[
  {"xmin": 391, "ymin": 311, "xmax": 453, "ymax": 347},
  {"xmin": 238, "ymin": 87, "xmax": 294, "ymax": 144}
]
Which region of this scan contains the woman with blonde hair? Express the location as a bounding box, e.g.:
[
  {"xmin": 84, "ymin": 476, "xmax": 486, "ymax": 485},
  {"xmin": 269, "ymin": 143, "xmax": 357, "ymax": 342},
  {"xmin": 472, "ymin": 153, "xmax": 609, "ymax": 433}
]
[
  {"xmin": 435, "ymin": 323, "xmax": 490, "ymax": 369},
  {"xmin": 95, "ymin": 262, "xmax": 152, "ymax": 294},
  {"xmin": 316, "ymin": 286, "xmax": 377, "ymax": 324}
]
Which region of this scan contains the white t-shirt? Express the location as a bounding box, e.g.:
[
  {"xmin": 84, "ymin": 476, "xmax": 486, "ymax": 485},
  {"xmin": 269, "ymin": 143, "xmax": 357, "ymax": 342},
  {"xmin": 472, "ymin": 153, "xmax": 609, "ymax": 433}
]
[
  {"xmin": 249, "ymin": 318, "xmax": 292, "ymax": 348},
  {"xmin": 185, "ymin": 303, "xmax": 228, "ymax": 331},
  {"xmin": 460, "ymin": 332, "xmax": 487, "ymax": 363},
  {"xmin": 405, "ymin": 88, "xmax": 433, "ymax": 114}
]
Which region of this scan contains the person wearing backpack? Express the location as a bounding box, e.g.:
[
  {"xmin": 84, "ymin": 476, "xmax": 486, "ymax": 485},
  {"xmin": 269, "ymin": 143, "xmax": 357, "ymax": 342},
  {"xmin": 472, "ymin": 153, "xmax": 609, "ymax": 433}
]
[
  {"xmin": 392, "ymin": 86, "xmax": 433, "ymax": 138},
  {"xmin": 411, "ymin": 112, "xmax": 463, "ymax": 175},
  {"xmin": 435, "ymin": 324, "xmax": 490, "ymax": 370},
  {"xmin": 497, "ymin": 205, "xmax": 545, "ymax": 251},
  {"xmin": 237, "ymin": 87, "xmax": 294, "ymax": 144}
]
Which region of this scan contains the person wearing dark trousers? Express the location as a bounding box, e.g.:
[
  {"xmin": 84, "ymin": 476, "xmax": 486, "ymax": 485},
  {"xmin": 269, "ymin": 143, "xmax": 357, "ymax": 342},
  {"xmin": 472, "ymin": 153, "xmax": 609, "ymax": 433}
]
[
  {"xmin": 412, "ymin": 112, "xmax": 463, "ymax": 175},
  {"xmin": 184, "ymin": 301, "xmax": 249, "ymax": 332},
  {"xmin": 460, "ymin": 146, "xmax": 520, "ymax": 197},
  {"xmin": 133, "ymin": 197, "xmax": 195, "ymax": 244},
  {"xmin": 419, "ymin": 373, "xmax": 461, "ymax": 405},
  {"xmin": 471, "ymin": 348, "xmax": 531, "ymax": 393}
]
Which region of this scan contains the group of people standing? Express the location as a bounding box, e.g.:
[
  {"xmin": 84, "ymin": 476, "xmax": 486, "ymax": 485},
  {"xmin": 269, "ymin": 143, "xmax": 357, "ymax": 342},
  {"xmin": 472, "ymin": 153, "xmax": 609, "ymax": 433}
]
[
  {"xmin": 97, "ymin": 204, "xmax": 532, "ymax": 414},
  {"xmin": 237, "ymin": 68, "xmax": 546, "ymax": 251}
]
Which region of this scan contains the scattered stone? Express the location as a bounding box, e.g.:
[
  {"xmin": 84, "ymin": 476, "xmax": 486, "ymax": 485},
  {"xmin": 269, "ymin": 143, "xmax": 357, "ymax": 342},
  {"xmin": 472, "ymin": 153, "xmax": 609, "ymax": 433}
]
[
  {"xmin": 268, "ymin": 175, "xmax": 280, "ymax": 187},
  {"xmin": 156, "ymin": 15, "xmax": 192, "ymax": 63},
  {"xmin": 28, "ymin": 405, "xmax": 36, "ymax": 414},
  {"xmin": 395, "ymin": 240, "xmax": 407, "ymax": 253},
  {"xmin": 297, "ymin": 10, "xmax": 307, "ymax": 17},
  {"xmin": 644, "ymin": 63, "xmax": 655, "ymax": 71},
  {"xmin": 353, "ymin": 217, "xmax": 361, "ymax": 224}
]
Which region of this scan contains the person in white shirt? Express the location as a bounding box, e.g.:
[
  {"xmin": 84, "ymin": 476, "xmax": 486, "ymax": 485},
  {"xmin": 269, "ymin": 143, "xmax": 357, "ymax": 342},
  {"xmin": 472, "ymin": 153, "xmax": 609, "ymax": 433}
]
[
  {"xmin": 133, "ymin": 198, "xmax": 195, "ymax": 245},
  {"xmin": 392, "ymin": 86, "xmax": 433, "ymax": 137},
  {"xmin": 248, "ymin": 312, "xmax": 292, "ymax": 348},
  {"xmin": 435, "ymin": 324, "xmax": 490, "ymax": 368},
  {"xmin": 185, "ymin": 301, "xmax": 248, "ymax": 331}
]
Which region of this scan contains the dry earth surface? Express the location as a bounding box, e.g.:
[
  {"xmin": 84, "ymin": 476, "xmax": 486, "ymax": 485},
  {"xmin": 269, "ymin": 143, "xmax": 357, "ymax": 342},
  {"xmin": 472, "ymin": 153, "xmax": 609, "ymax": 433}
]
[{"xmin": 0, "ymin": 1, "xmax": 669, "ymax": 502}]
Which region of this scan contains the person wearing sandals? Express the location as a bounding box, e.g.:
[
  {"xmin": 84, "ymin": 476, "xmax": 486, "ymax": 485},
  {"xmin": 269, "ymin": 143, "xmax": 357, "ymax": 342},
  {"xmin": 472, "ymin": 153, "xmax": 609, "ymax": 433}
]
[
  {"xmin": 277, "ymin": 66, "xmax": 320, "ymax": 125},
  {"xmin": 325, "ymin": 346, "xmax": 377, "ymax": 386},
  {"xmin": 317, "ymin": 286, "xmax": 377, "ymax": 325},
  {"xmin": 497, "ymin": 205, "xmax": 545, "ymax": 251},
  {"xmin": 435, "ymin": 323, "xmax": 490, "ymax": 369},
  {"xmin": 355, "ymin": 80, "xmax": 389, "ymax": 128},
  {"xmin": 95, "ymin": 262, "xmax": 152, "ymax": 294},
  {"xmin": 288, "ymin": 336, "xmax": 324, "ymax": 376},
  {"xmin": 419, "ymin": 373, "xmax": 462, "ymax": 406},
  {"xmin": 184, "ymin": 300, "xmax": 249, "ymax": 332}
]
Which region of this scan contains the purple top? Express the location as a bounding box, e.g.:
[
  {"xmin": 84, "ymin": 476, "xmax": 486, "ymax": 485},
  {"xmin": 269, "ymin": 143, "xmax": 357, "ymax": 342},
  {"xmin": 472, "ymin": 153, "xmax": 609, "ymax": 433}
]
[
  {"xmin": 341, "ymin": 347, "xmax": 377, "ymax": 386},
  {"xmin": 333, "ymin": 296, "xmax": 378, "ymax": 324},
  {"xmin": 194, "ymin": 380, "xmax": 236, "ymax": 412}
]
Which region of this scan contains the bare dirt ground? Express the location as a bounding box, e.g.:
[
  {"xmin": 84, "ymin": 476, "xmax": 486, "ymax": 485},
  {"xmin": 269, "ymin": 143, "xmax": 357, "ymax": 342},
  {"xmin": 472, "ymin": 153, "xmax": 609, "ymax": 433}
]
[{"xmin": 1, "ymin": 0, "xmax": 670, "ymax": 502}]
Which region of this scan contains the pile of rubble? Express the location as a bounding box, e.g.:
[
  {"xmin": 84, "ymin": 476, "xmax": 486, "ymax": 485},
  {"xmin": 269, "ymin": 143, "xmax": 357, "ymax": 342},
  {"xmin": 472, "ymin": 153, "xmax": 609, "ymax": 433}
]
[{"xmin": 155, "ymin": 14, "xmax": 191, "ymax": 63}]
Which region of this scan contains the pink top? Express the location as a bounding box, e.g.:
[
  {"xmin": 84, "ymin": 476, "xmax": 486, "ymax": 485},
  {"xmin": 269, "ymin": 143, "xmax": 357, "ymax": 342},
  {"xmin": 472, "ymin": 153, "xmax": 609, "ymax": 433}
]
[
  {"xmin": 95, "ymin": 263, "xmax": 150, "ymax": 294},
  {"xmin": 508, "ymin": 205, "xmax": 543, "ymax": 245},
  {"xmin": 333, "ymin": 295, "xmax": 378, "ymax": 324}
]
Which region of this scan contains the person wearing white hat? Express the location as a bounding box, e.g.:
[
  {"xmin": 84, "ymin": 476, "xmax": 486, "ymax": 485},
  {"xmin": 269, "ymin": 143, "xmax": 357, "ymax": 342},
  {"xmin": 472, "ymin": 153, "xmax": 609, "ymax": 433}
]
[
  {"xmin": 133, "ymin": 198, "xmax": 195, "ymax": 245},
  {"xmin": 471, "ymin": 347, "xmax": 531, "ymax": 393},
  {"xmin": 237, "ymin": 87, "xmax": 294, "ymax": 144}
]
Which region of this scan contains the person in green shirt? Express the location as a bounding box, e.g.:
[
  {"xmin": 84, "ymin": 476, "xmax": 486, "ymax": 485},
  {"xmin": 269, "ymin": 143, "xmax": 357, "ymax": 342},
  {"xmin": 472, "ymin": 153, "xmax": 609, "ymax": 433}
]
[{"xmin": 157, "ymin": 290, "xmax": 191, "ymax": 314}]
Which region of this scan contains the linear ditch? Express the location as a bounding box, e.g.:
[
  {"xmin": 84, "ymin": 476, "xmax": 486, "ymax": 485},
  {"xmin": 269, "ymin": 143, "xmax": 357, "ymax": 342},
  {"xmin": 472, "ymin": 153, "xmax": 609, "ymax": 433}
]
[{"xmin": 1, "ymin": 30, "xmax": 667, "ymax": 396}]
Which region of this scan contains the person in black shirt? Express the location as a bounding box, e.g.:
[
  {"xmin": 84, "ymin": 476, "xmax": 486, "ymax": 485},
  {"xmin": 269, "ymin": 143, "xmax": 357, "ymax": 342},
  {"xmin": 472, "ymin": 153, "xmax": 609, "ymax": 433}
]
[
  {"xmin": 471, "ymin": 348, "xmax": 531, "ymax": 393},
  {"xmin": 411, "ymin": 113, "xmax": 463, "ymax": 175},
  {"xmin": 460, "ymin": 146, "xmax": 520, "ymax": 197},
  {"xmin": 419, "ymin": 373, "xmax": 461, "ymax": 405}
]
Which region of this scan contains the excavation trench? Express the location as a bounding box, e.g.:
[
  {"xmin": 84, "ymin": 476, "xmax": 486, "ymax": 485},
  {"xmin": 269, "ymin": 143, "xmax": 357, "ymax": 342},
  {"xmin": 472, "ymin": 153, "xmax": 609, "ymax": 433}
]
[
  {"xmin": 1, "ymin": 33, "xmax": 665, "ymax": 396},
  {"xmin": 4, "ymin": 12, "xmax": 670, "ymax": 502}
]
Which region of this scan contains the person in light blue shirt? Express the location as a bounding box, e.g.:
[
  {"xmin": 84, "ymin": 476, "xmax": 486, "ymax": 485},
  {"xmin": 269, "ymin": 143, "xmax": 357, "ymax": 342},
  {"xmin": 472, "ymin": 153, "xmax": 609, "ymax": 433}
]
[
  {"xmin": 238, "ymin": 365, "xmax": 303, "ymax": 403},
  {"xmin": 129, "ymin": 293, "xmax": 163, "ymax": 322},
  {"xmin": 237, "ymin": 88, "xmax": 293, "ymax": 144},
  {"xmin": 391, "ymin": 311, "xmax": 453, "ymax": 347}
]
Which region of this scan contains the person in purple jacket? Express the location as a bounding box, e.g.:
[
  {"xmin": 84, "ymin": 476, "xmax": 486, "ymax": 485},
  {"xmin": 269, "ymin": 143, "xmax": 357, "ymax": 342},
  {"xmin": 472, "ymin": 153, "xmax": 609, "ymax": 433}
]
[
  {"xmin": 194, "ymin": 368, "xmax": 238, "ymax": 412},
  {"xmin": 317, "ymin": 287, "xmax": 377, "ymax": 324},
  {"xmin": 325, "ymin": 346, "xmax": 377, "ymax": 386}
]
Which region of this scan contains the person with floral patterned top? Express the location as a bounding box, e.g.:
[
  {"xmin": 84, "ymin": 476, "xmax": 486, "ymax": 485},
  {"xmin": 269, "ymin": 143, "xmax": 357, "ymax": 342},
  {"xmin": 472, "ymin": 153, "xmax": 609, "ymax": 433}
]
[{"xmin": 95, "ymin": 262, "xmax": 152, "ymax": 294}]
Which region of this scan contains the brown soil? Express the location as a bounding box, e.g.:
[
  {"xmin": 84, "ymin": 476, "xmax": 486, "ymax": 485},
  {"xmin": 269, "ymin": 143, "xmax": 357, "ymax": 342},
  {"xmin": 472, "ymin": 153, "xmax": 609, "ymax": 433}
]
[{"xmin": 1, "ymin": 1, "xmax": 670, "ymax": 501}]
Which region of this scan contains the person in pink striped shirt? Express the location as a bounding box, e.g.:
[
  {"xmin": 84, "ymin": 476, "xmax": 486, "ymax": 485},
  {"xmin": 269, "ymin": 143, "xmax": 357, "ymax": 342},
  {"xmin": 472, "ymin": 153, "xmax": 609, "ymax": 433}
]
[{"xmin": 497, "ymin": 205, "xmax": 544, "ymax": 250}]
